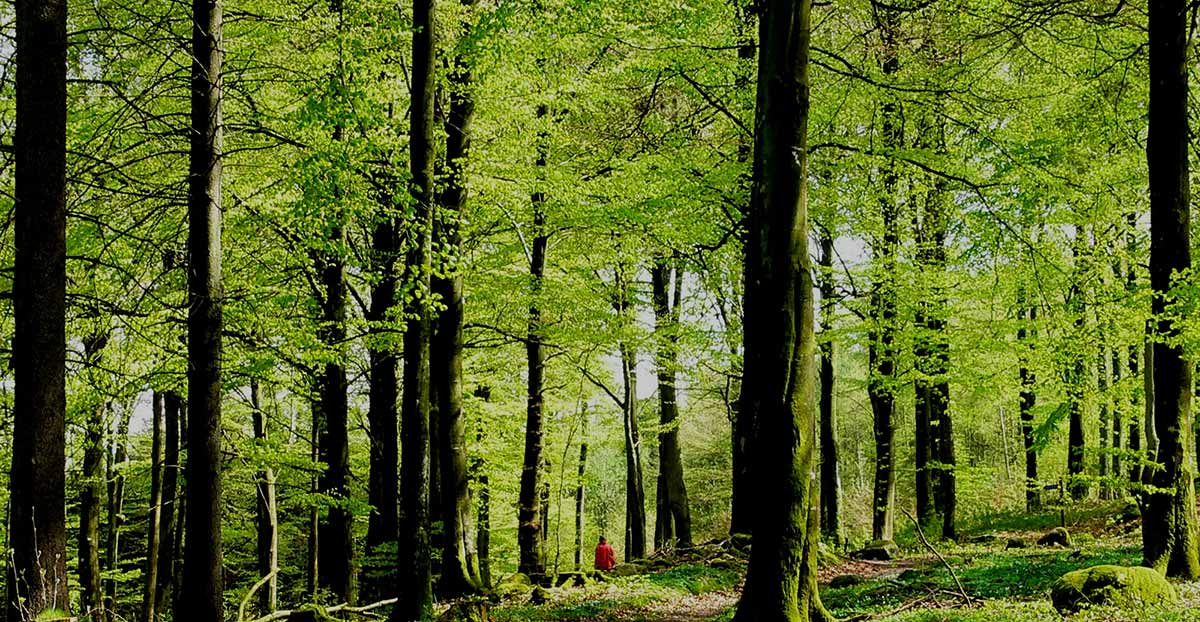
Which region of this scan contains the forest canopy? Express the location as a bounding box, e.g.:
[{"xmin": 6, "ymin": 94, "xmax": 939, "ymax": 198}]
[{"xmin": 2, "ymin": 0, "xmax": 1200, "ymax": 620}]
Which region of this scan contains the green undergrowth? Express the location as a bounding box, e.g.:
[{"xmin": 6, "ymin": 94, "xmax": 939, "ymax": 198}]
[
  {"xmin": 823, "ymin": 539, "xmax": 1141, "ymax": 617},
  {"xmin": 491, "ymin": 564, "xmax": 741, "ymax": 622}
]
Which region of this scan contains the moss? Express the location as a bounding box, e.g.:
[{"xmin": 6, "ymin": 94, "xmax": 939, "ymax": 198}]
[{"xmin": 1049, "ymin": 564, "xmax": 1178, "ymax": 613}]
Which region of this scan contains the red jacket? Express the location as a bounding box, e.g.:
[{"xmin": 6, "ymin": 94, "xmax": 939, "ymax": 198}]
[{"xmin": 594, "ymin": 542, "xmax": 616, "ymax": 571}]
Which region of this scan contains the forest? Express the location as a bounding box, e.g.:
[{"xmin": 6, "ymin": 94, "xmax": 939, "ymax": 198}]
[{"xmin": 4, "ymin": 0, "xmax": 1200, "ymax": 619}]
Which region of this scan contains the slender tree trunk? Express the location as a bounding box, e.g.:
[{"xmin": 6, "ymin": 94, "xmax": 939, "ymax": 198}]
[
  {"xmin": 923, "ymin": 126, "xmax": 955, "ymax": 540},
  {"xmin": 252, "ymin": 380, "xmax": 278, "ymax": 614},
  {"xmin": 1098, "ymin": 346, "xmax": 1111, "ymax": 499},
  {"xmin": 308, "ymin": 403, "xmax": 319, "ymax": 599},
  {"xmin": 868, "ymin": 3, "xmax": 901, "ymax": 543},
  {"xmin": 1143, "ymin": 0, "xmax": 1200, "ymax": 578},
  {"xmin": 80, "ymin": 335, "xmax": 109, "ymax": 622},
  {"xmin": 141, "ymin": 393, "xmax": 165, "ymax": 622},
  {"xmin": 1018, "ymin": 288, "xmax": 1039, "ymax": 512},
  {"xmin": 366, "ymin": 204, "xmax": 400, "ymax": 561},
  {"xmin": 616, "ymin": 270, "xmax": 648, "ymax": 561},
  {"xmin": 155, "ymin": 394, "xmax": 181, "ymax": 615},
  {"xmin": 181, "ymin": 0, "xmax": 225, "ymax": 611},
  {"xmin": 476, "ymin": 472, "xmax": 491, "ymax": 588},
  {"xmin": 651, "ymin": 258, "xmax": 692, "ymax": 549},
  {"xmin": 518, "ymin": 105, "xmax": 550, "ymax": 577},
  {"xmin": 817, "ymin": 231, "xmax": 841, "ymax": 544},
  {"xmin": 731, "ymin": 0, "xmax": 828, "ymax": 614},
  {"xmin": 1142, "ymin": 329, "xmax": 1158, "ymax": 491},
  {"xmin": 106, "ymin": 408, "xmax": 130, "ymax": 621},
  {"xmin": 1067, "ymin": 227, "xmax": 1088, "ymax": 501},
  {"xmin": 574, "ymin": 407, "xmax": 589, "ymax": 570},
  {"xmin": 392, "ymin": 0, "xmax": 437, "ymax": 615}
]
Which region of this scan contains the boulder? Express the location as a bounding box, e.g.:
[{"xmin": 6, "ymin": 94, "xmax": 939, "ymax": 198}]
[
  {"xmin": 708, "ymin": 554, "xmax": 740, "ymax": 569},
  {"xmin": 897, "ymin": 569, "xmax": 930, "ymax": 583},
  {"xmin": 1005, "ymin": 538, "xmax": 1028, "ymax": 550},
  {"xmin": 851, "ymin": 540, "xmax": 900, "ymax": 561},
  {"xmin": 731, "ymin": 533, "xmax": 753, "ymax": 551},
  {"xmin": 609, "ymin": 563, "xmax": 645, "ymax": 577},
  {"xmin": 554, "ymin": 571, "xmax": 590, "ymax": 588},
  {"xmin": 1050, "ymin": 565, "xmax": 1177, "ymax": 613},
  {"xmin": 493, "ymin": 572, "xmax": 533, "ymax": 598},
  {"xmin": 830, "ymin": 574, "xmax": 864, "ymax": 588},
  {"xmin": 528, "ymin": 585, "xmax": 551, "ymax": 605},
  {"xmin": 1038, "ymin": 527, "xmax": 1071, "ymax": 547}
]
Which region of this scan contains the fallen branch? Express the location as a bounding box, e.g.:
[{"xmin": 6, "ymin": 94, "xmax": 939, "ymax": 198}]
[
  {"xmin": 237, "ymin": 569, "xmax": 278, "ymax": 622},
  {"xmin": 244, "ymin": 597, "xmax": 399, "ymax": 622},
  {"xmin": 899, "ymin": 509, "xmax": 971, "ymax": 603}
]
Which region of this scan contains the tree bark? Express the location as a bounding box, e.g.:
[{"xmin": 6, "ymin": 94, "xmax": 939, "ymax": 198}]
[
  {"xmin": 574, "ymin": 407, "xmax": 589, "ymax": 570},
  {"xmin": 155, "ymin": 393, "xmax": 181, "ymax": 615},
  {"xmin": 651, "ymin": 258, "xmax": 692, "ymax": 550},
  {"xmin": 731, "ymin": 0, "xmax": 829, "ymax": 614},
  {"xmin": 181, "ymin": 0, "xmax": 225, "ymax": 611},
  {"xmin": 1143, "ymin": 0, "xmax": 1200, "ymax": 578},
  {"xmin": 252, "ymin": 380, "xmax": 278, "ymax": 614},
  {"xmin": 316, "ymin": 231, "xmax": 355, "ymax": 604},
  {"xmin": 433, "ymin": 22, "xmax": 481, "ymax": 595},
  {"xmin": 9, "ymin": 0, "xmax": 71, "ymax": 614},
  {"xmin": 141, "ymin": 392, "xmax": 165, "ymax": 622},
  {"xmin": 518, "ymin": 105, "xmax": 550, "ymax": 577},
  {"xmin": 1067, "ymin": 226, "xmax": 1088, "ymax": 501},
  {"xmin": 106, "ymin": 405, "xmax": 131, "ymax": 621},
  {"xmin": 1017, "ymin": 287, "xmax": 1039, "ymax": 512},
  {"xmin": 868, "ymin": 1, "xmax": 901, "ymax": 543},
  {"xmin": 392, "ymin": 0, "xmax": 437, "ymax": 615},
  {"xmin": 366, "ymin": 203, "xmax": 400, "ymax": 561},
  {"xmin": 817, "ymin": 230, "xmax": 841, "ymax": 544},
  {"xmin": 80, "ymin": 335, "xmax": 109, "ymax": 622},
  {"xmin": 615, "ymin": 270, "xmax": 647, "ymax": 560}
]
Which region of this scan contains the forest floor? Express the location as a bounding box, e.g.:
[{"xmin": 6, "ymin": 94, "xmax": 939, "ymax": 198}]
[{"xmin": 490, "ymin": 501, "xmax": 1200, "ymax": 621}]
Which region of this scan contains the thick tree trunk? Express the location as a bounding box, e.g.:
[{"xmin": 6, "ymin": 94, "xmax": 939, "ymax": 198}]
[
  {"xmin": 181, "ymin": 0, "xmax": 225, "ymax": 612},
  {"xmin": 433, "ymin": 29, "xmax": 481, "ymax": 595},
  {"xmin": 817, "ymin": 231, "xmax": 841, "ymax": 544},
  {"xmin": 316, "ymin": 231, "xmax": 355, "ymax": 605},
  {"xmin": 366, "ymin": 213, "xmax": 400, "ymax": 559},
  {"xmin": 1017, "ymin": 288, "xmax": 1039, "ymax": 512},
  {"xmin": 731, "ymin": 0, "xmax": 828, "ymax": 614},
  {"xmin": 141, "ymin": 392, "xmax": 165, "ymax": 622},
  {"xmin": 392, "ymin": 0, "xmax": 437, "ymax": 615},
  {"xmin": 1143, "ymin": 0, "xmax": 1200, "ymax": 578},
  {"xmin": 155, "ymin": 394, "xmax": 181, "ymax": 615},
  {"xmin": 80, "ymin": 335, "xmax": 109, "ymax": 622},
  {"xmin": 518, "ymin": 106, "xmax": 550, "ymax": 577},
  {"xmin": 651, "ymin": 258, "xmax": 692, "ymax": 550},
  {"xmin": 9, "ymin": 0, "xmax": 70, "ymax": 616},
  {"xmin": 868, "ymin": 3, "xmax": 901, "ymax": 544},
  {"xmin": 252, "ymin": 380, "xmax": 278, "ymax": 614}
]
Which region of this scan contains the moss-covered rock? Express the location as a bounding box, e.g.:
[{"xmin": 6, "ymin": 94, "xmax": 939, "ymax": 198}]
[
  {"xmin": 528, "ymin": 585, "xmax": 551, "ymax": 605},
  {"xmin": 1005, "ymin": 538, "xmax": 1028, "ymax": 550},
  {"xmin": 492, "ymin": 572, "xmax": 533, "ymax": 598},
  {"xmin": 851, "ymin": 540, "xmax": 900, "ymax": 561},
  {"xmin": 1049, "ymin": 565, "xmax": 1177, "ymax": 613},
  {"xmin": 731, "ymin": 533, "xmax": 753, "ymax": 551},
  {"xmin": 609, "ymin": 562, "xmax": 646, "ymax": 577},
  {"xmin": 1037, "ymin": 527, "xmax": 1071, "ymax": 547},
  {"xmin": 554, "ymin": 571, "xmax": 590, "ymax": 588}
]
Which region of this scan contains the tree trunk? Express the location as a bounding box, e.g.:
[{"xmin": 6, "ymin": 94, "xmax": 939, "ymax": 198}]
[
  {"xmin": 181, "ymin": 0, "xmax": 225, "ymax": 611},
  {"xmin": 308, "ymin": 403, "xmax": 319, "ymax": 599},
  {"xmin": 868, "ymin": 2, "xmax": 901, "ymax": 544},
  {"xmin": 141, "ymin": 392, "xmax": 165, "ymax": 622},
  {"xmin": 616, "ymin": 272, "xmax": 647, "ymax": 561},
  {"xmin": 106, "ymin": 407, "xmax": 130, "ymax": 621},
  {"xmin": 731, "ymin": 0, "xmax": 828, "ymax": 614},
  {"xmin": 366, "ymin": 201, "xmax": 400, "ymax": 561},
  {"xmin": 1098, "ymin": 346, "xmax": 1111, "ymax": 499},
  {"xmin": 155, "ymin": 394, "xmax": 181, "ymax": 615},
  {"xmin": 1143, "ymin": 0, "xmax": 1200, "ymax": 578},
  {"xmin": 574, "ymin": 407, "xmax": 589, "ymax": 570},
  {"xmin": 316, "ymin": 230, "xmax": 355, "ymax": 604},
  {"xmin": 433, "ymin": 27, "xmax": 481, "ymax": 595},
  {"xmin": 392, "ymin": 0, "xmax": 437, "ymax": 615},
  {"xmin": 1067, "ymin": 226, "xmax": 1088, "ymax": 501},
  {"xmin": 252, "ymin": 380, "xmax": 278, "ymax": 614},
  {"xmin": 518, "ymin": 105, "xmax": 550, "ymax": 577},
  {"xmin": 80, "ymin": 335, "xmax": 109, "ymax": 622},
  {"xmin": 9, "ymin": 0, "xmax": 70, "ymax": 616},
  {"xmin": 651, "ymin": 258, "xmax": 692, "ymax": 550},
  {"xmin": 1017, "ymin": 287, "xmax": 1039, "ymax": 512},
  {"xmin": 817, "ymin": 231, "xmax": 841, "ymax": 544}
]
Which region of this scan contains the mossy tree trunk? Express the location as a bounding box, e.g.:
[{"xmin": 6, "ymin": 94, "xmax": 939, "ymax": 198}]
[
  {"xmin": 731, "ymin": 0, "xmax": 829, "ymax": 615},
  {"xmin": 651, "ymin": 257, "xmax": 692, "ymax": 550}
]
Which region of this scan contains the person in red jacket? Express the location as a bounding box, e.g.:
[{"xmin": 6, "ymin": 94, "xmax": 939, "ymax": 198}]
[{"xmin": 594, "ymin": 536, "xmax": 616, "ymax": 571}]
